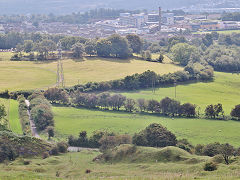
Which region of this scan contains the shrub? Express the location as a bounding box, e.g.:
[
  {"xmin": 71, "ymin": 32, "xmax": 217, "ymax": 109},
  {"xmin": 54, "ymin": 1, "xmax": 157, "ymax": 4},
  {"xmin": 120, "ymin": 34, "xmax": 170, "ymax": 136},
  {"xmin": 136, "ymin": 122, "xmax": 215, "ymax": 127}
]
[
  {"xmin": 202, "ymin": 143, "xmax": 221, "ymax": 157},
  {"xmin": 212, "ymin": 154, "xmax": 224, "ymax": 164},
  {"xmin": 195, "ymin": 144, "xmax": 204, "ymax": 155},
  {"xmin": 204, "ymin": 162, "xmax": 217, "ymax": 171},
  {"xmin": 23, "ymin": 160, "xmax": 31, "ymax": 165},
  {"xmin": 88, "ymin": 131, "xmax": 106, "ymax": 148},
  {"xmin": 133, "ymin": 123, "xmax": 177, "ymax": 148},
  {"xmin": 99, "ymin": 134, "xmax": 132, "ymax": 152},
  {"xmin": 0, "ymin": 141, "xmax": 18, "ymax": 162},
  {"xmin": 132, "ymin": 132, "xmax": 148, "ymax": 146},
  {"xmin": 57, "ymin": 142, "xmax": 68, "ymax": 153},
  {"xmin": 47, "ymin": 126, "xmax": 54, "ymax": 139},
  {"xmin": 42, "ymin": 152, "xmax": 49, "ymax": 159},
  {"xmin": 85, "ymin": 169, "xmax": 91, "ymax": 174},
  {"xmin": 50, "ymin": 146, "xmax": 59, "ymax": 156},
  {"xmin": 177, "ymin": 139, "xmax": 193, "ymax": 153}
]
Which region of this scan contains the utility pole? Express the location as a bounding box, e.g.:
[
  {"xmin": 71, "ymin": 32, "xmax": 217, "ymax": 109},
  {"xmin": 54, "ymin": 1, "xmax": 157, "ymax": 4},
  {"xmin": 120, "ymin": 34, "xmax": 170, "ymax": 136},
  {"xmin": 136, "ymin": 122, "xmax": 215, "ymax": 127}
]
[
  {"xmin": 174, "ymin": 81, "xmax": 177, "ymax": 98},
  {"xmin": 7, "ymin": 98, "xmax": 10, "ymax": 129},
  {"xmin": 152, "ymin": 75, "xmax": 156, "ymax": 94}
]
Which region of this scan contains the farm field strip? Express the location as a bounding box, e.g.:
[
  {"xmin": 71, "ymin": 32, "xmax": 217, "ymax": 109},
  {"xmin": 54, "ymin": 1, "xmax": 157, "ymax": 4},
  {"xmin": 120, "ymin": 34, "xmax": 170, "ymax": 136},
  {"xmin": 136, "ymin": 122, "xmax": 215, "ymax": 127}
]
[
  {"xmin": 0, "ymin": 56, "xmax": 182, "ymax": 91},
  {"xmin": 120, "ymin": 72, "xmax": 240, "ymax": 114},
  {"xmin": 0, "ymin": 98, "xmax": 21, "ymax": 134},
  {"xmin": 53, "ymin": 106, "xmax": 240, "ymax": 146}
]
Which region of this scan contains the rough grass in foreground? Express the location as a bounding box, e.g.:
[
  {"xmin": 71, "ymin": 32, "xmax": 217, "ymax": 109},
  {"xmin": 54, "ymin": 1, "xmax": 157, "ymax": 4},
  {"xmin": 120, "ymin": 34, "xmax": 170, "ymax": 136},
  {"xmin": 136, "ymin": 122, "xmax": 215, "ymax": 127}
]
[{"xmin": 0, "ymin": 148, "xmax": 240, "ymax": 179}]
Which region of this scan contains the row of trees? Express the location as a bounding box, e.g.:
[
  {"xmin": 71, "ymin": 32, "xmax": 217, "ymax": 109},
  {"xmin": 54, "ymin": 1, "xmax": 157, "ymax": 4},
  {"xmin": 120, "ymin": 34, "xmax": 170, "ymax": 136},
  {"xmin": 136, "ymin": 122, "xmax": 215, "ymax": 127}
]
[
  {"xmin": 68, "ymin": 34, "xmax": 143, "ymax": 59},
  {"xmin": 43, "ymin": 87, "xmax": 240, "ymax": 120},
  {"xmin": 10, "ymin": 33, "xmax": 143, "ymax": 60},
  {"xmin": 69, "ymin": 68, "xmax": 213, "ymax": 94},
  {"xmin": 205, "ymin": 103, "xmax": 240, "ymax": 120},
  {"xmin": 71, "ymin": 91, "xmax": 197, "ymax": 117}
]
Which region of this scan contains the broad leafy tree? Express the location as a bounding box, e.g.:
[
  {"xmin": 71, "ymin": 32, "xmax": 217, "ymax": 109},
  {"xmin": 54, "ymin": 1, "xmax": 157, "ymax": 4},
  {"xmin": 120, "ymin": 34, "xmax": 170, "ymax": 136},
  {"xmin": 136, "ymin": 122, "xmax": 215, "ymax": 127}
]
[
  {"xmin": 71, "ymin": 43, "xmax": 85, "ymax": 58},
  {"xmin": 126, "ymin": 34, "xmax": 143, "ymax": 54},
  {"xmin": 108, "ymin": 34, "xmax": 131, "ymax": 59},
  {"xmin": 96, "ymin": 39, "xmax": 112, "ymax": 57},
  {"xmin": 171, "ymin": 43, "xmax": 197, "ymax": 66}
]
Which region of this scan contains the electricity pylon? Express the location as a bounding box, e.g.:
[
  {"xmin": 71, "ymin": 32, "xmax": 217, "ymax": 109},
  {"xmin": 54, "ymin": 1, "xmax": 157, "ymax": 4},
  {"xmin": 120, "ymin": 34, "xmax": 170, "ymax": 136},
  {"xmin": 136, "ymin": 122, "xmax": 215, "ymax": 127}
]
[{"xmin": 57, "ymin": 42, "xmax": 65, "ymax": 88}]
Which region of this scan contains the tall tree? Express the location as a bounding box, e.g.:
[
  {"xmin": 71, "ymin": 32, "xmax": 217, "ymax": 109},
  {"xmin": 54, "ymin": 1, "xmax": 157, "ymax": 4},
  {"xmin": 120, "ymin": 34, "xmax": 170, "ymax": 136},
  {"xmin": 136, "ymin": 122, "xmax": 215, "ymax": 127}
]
[
  {"xmin": 96, "ymin": 39, "xmax": 112, "ymax": 57},
  {"xmin": 71, "ymin": 43, "xmax": 85, "ymax": 58},
  {"xmin": 126, "ymin": 34, "xmax": 143, "ymax": 54},
  {"xmin": 23, "ymin": 40, "xmax": 34, "ymax": 53},
  {"xmin": 85, "ymin": 40, "xmax": 97, "ymax": 56},
  {"xmin": 108, "ymin": 34, "xmax": 131, "ymax": 59},
  {"xmin": 171, "ymin": 43, "xmax": 197, "ymax": 66},
  {"xmin": 231, "ymin": 104, "xmax": 240, "ymax": 120}
]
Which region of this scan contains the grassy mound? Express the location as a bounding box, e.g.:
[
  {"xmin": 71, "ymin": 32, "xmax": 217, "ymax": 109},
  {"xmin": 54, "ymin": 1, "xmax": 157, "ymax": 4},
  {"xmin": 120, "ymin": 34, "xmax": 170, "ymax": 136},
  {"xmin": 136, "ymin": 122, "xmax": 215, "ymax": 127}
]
[
  {"xmin": 96, "ymin": 144, "xmax": 209, "ymax": 163},
  {"xmin": 0, "ymin": 131, "xmax": 52, "ymax": 157}
]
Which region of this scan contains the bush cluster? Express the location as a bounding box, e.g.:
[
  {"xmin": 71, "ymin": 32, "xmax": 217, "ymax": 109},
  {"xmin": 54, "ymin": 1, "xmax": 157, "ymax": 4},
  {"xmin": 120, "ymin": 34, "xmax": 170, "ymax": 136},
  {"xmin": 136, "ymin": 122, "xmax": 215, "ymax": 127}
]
[
  {"xmin": 132, "ymin": 123, "xmax": 177, "ymax": 147},
  {"xmin": 29, "ymin": 92, "xmax": 54, "ymax": 131},
  {"xmin": 68, "ymin": 131, "xmax": 115, "ymax": 148}
]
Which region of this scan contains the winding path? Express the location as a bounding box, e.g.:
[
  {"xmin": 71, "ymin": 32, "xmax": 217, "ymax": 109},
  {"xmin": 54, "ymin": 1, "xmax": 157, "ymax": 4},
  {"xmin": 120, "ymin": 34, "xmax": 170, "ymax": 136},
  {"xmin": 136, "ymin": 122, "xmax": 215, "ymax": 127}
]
[
  {"xmin": 24, "ymin": 99, "xmax": 98, "ymax": 152},
  {"xmin": 25, "ymin": 100, "xmax": 40, "ymax": 138}
]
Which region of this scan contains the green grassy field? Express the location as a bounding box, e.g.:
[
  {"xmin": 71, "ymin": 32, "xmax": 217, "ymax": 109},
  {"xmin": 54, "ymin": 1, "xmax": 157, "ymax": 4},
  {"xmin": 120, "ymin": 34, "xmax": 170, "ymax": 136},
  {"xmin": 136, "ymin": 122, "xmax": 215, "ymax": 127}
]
[
  {"xmin": 0, "ymin": 54, "xmax": 182, "ymax": 91},
  {"xmin": 120, "ymin": 72, "xmax": 240, "ymax": 115},
  {"xmin": 0, "ymin": 98, "xmax": 22, "ymax": 134},
  {"xmin": 53, "ymin": 106, "xmax": 240, "ymax": 146},
  {"xmin": 0, "ymin": 61, "xmax": 56, "ymax": 92},
  {"xmin": 9, "ymin": 99, "xmax": 22, "ymax": 134},
  {"xmin": 0, "ymin": 149, "xmax": 239, "ymax": 180}
]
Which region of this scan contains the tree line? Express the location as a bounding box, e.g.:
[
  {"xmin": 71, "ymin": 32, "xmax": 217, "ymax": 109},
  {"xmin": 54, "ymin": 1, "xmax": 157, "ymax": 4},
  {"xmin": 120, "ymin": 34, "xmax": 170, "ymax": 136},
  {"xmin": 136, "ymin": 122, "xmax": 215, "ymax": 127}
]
[
  {"xmin": 42, "ymin": 86, "xmax": 240, "ymax": 121},
  {"xmin": 0, "ymin": 8, "xmax": 144, "ymax": 25},
  {"xmin": 71, "ymin": 92, "xmax": 197, "ymax": 117},
  {"xmin": 9, "ymin": 33, "xmax": 143, "ymax": 60},
  {"xmin": 68, "ymin": 68, "xmax": 213, "ymax": 94}
]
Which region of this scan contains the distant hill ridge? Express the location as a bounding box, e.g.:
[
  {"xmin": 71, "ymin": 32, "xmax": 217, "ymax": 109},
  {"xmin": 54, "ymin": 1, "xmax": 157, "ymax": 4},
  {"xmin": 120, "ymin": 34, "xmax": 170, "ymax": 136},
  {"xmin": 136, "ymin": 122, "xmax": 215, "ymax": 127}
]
[{"xmin": 0, "ymin": 0, "xmax": 235, "ymax": 15}]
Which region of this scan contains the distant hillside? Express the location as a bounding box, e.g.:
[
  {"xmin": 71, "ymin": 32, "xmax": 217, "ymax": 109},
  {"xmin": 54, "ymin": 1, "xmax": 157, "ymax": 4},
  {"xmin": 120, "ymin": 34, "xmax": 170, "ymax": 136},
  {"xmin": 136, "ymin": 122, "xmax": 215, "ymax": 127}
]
[{"xmin": 0, "ymin": 0, "xmax": 230, "ymax": 15}]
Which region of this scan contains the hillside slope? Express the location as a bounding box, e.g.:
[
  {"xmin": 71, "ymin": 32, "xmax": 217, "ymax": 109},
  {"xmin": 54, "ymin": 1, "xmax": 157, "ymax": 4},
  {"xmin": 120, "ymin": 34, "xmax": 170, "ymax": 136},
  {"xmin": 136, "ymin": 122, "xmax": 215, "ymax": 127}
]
[
  {"xmin": 0, "ymin": 0, "xmax": 222, "ymax": 14},
  {"xmin": 96, "ymin": 144, "xmax": 209, "ymax": 163},
  {"xmin": 0, "ymin": 131, "xmax": 52, "ymax": 157}
]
